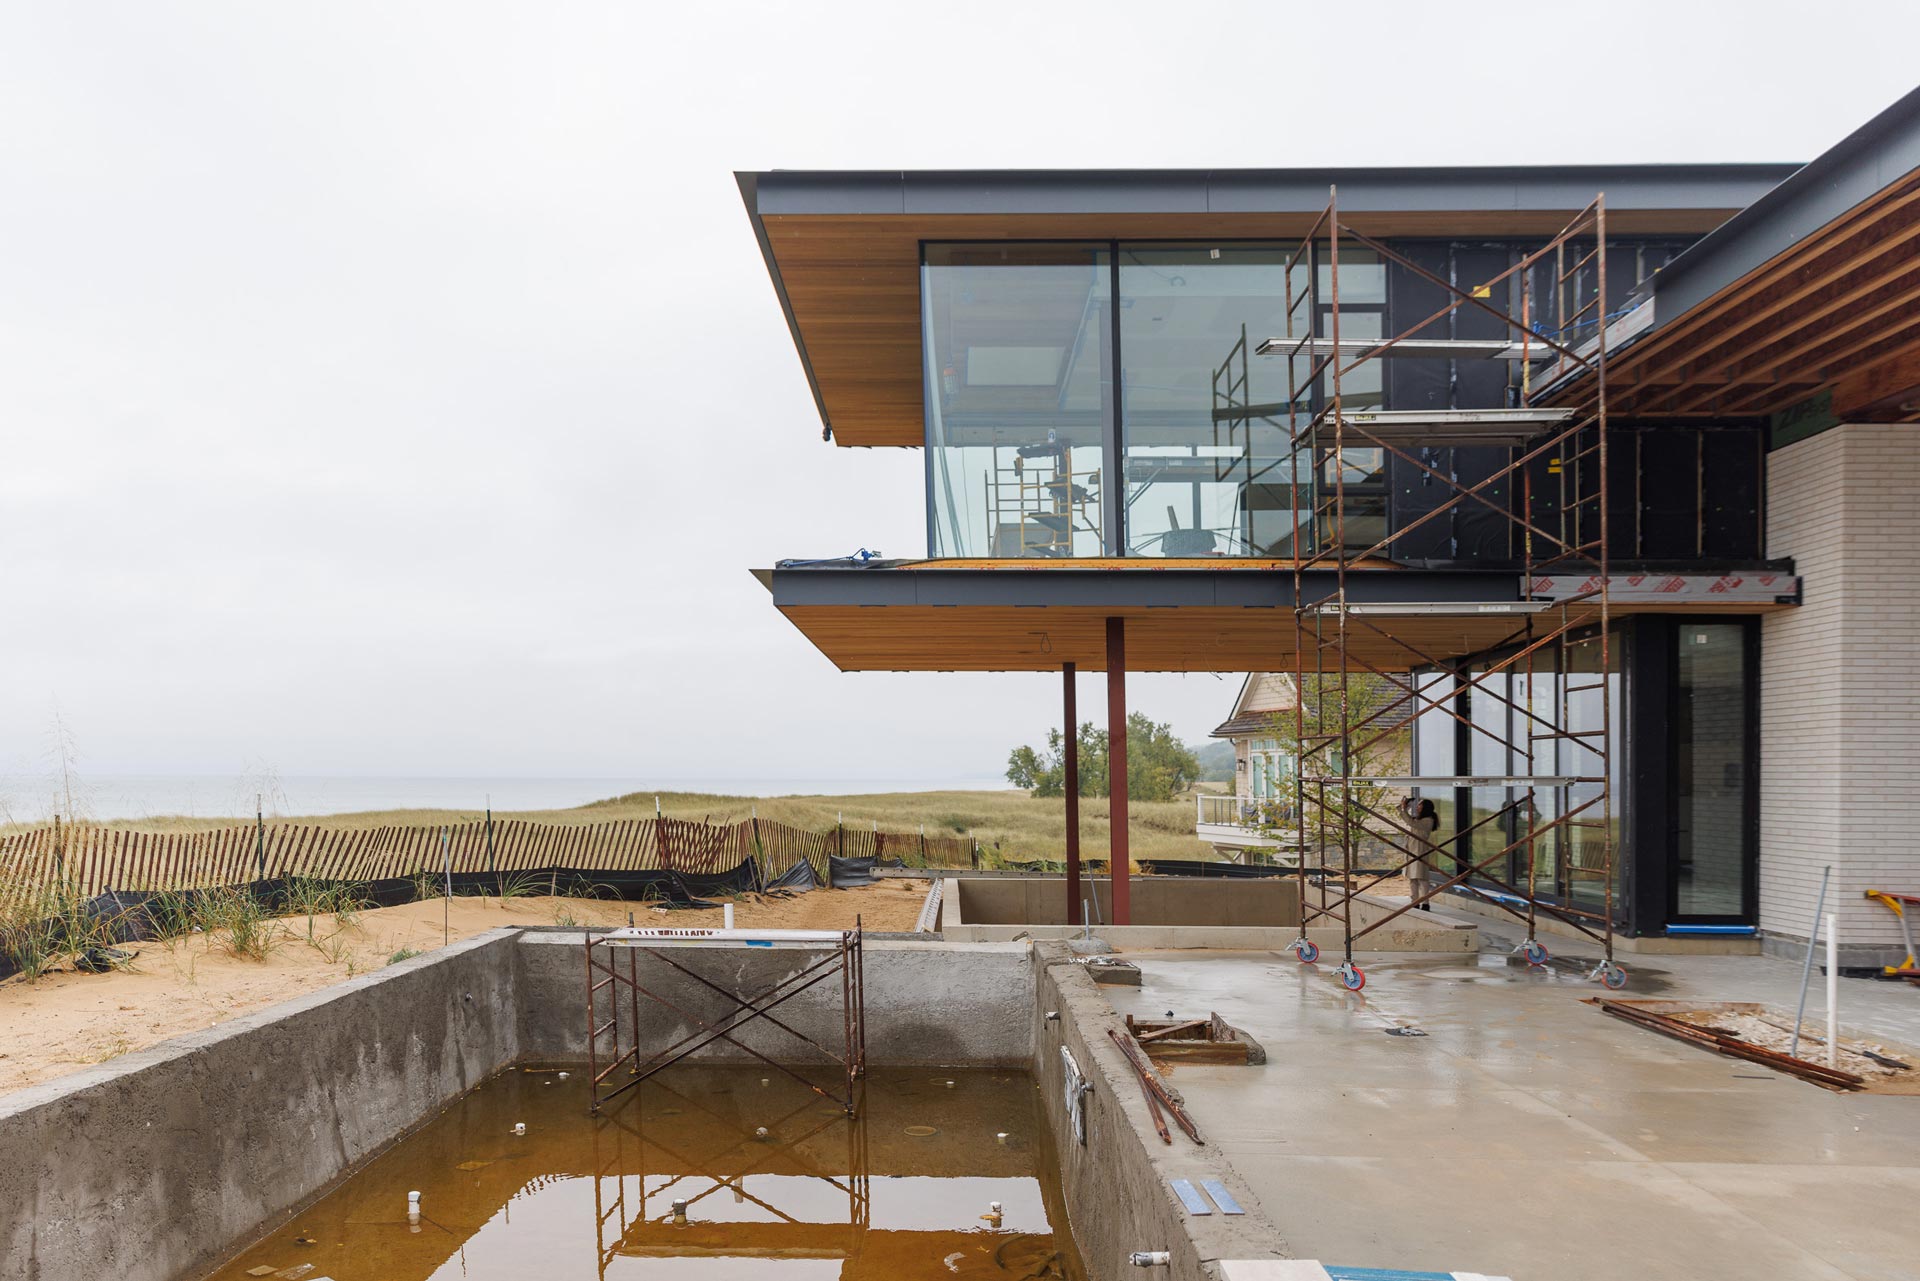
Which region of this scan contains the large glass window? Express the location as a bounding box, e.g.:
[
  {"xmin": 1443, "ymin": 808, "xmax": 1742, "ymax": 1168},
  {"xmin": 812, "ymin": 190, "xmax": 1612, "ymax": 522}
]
[
  {"xmin": 925, "ymin": 240, "xmax": 1396, "ymax": 558},
  {"xmin": 1674, "ymin": 624, "xmax": 1750, "ymax": 917},
  {"xmin": 923, "ymin": 244, "xmax": 1112, "ymax": 558},
  {"xmin": 1117, "ymin": 245, "xmax": 1294, "ymax": 557}
]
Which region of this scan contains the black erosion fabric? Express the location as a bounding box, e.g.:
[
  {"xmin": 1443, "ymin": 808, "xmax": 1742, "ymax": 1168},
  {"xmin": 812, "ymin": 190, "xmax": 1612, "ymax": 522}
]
[{"xmin": 0, "ymin": 858, "xmax": 811, "ymax": 979}]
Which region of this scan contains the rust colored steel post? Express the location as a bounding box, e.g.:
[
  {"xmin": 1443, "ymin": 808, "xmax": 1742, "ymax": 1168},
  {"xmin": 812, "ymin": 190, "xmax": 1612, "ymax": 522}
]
[
  {"xmin": 585, "ymin": 935, "xmax": 599, "ymax": 1113},
  {"xmin": 1106, "ymin": 618, "xmax": 1131, "ymax": 925},
  {"xmin": 1064, "ymin": 661, "xmax": 1082, "ymax": 925}
]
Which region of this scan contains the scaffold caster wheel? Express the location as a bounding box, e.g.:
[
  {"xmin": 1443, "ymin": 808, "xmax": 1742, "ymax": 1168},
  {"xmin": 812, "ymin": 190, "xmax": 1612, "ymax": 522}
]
[
  {"xmin": 1337, "ymin": 963, "xmax": 1366, "ymax": 992},
  {"xmin": 1290, "ymin": 938, "xmax": 1320, "ymax": 964},
  {"xmin": 1598, "ymin": 962, "xmax": 1628, "ymax": 990},
  {"xmin": 1522, "ymin": 939, "xmax": 1550, "ymax": 967}
]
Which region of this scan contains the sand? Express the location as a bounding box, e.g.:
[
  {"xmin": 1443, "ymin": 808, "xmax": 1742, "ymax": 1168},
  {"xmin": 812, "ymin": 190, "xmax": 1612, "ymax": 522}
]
[{"xmin": 0, "ymin": 880, "xmax": 931, "ymax": 1098}]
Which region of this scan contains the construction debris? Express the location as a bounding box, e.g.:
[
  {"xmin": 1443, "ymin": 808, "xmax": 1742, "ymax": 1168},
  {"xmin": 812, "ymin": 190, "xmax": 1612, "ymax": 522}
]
[
  {"xmin": 1592, "ymin": 999, "xmax": 1869, "ymax": 1091},
  {"xmin": 1123, "ymin": 1012, "xmax": 1266, "ymax": 1065},
  {"xmin": 1107, "ymin": 1028, "xmax": 1204, "ymax": 1143}
]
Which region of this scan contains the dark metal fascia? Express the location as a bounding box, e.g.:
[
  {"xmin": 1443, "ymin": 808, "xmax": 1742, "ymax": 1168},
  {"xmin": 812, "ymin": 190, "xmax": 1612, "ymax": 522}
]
[
  {"xmin": 745, "ymin": 165, "xmax": 1800, "ymax": 219},
  {"xmin": 767, "ymin": 566, "xmax": 1521, "ymax": 610},
  {"xmin": 1650, "ymin": 86, "xmax": 1920, "ymax": 322},
  {"xmin": 735, "ymin": 171, "xmax": 834, "ymax": 439}
]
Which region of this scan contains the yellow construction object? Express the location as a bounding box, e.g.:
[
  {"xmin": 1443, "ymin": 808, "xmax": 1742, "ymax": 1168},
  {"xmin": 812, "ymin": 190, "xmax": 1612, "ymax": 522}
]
[{"xmin": 1863, "ymin": 890, "xmax": 1920, "ymax": 978}]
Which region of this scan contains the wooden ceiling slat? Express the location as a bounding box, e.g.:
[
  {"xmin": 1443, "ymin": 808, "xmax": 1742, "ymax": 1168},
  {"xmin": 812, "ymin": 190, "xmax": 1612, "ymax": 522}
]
[
  {"xmin": 1628, "ymin": 224, "xmax": 1920, "ymax": 414},
  {"xmin": 775, "ymin": 602, "xmax": 1779, "ymax": 674},
  {"xmin": 1670, "ymin": 274, "xmax": 1920, "ymax": 415},
  {"xmin": 1720, "ymin": 328, "xmax": 1920, "ymax": 417},
  {"xmin": 1611, "ymin": 178, "xmax": 1920, "ymax": 393}
]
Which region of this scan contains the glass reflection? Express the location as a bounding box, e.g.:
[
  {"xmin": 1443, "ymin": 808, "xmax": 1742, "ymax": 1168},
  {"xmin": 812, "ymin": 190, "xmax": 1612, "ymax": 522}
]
[{"xmin": 923, "ymin": 244, "xmax": 1111, "ymax": 558}]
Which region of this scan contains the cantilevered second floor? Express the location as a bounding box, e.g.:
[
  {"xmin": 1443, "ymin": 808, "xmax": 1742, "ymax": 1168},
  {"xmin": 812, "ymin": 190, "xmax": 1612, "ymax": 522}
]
[{"xmin": 738, "ymin": 164, "xmax": 1795, "ymax": 568}]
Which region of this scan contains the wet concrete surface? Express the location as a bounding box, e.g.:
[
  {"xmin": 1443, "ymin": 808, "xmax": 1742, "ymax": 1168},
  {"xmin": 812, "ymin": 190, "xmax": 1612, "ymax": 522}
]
[
  {"xmin": 198, "ymin": 1066, "xmax": 1085, "ymax": 1281},
  {"xmin": 1104, "ymin": 930, "xmax": 1920, "ymax": 1281}
]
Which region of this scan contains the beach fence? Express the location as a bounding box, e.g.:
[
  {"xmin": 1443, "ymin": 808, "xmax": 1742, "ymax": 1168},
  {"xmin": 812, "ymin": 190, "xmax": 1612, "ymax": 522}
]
[{"xmin": 0, "ymin": 814, "xmax": 981, "ymax": 908}]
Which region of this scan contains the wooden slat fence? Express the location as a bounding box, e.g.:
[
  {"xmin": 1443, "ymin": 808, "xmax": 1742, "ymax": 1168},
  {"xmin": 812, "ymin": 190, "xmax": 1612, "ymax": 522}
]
[{"xmin": 0, "ymin": 814, "xmax": 982, "ymax": 903}]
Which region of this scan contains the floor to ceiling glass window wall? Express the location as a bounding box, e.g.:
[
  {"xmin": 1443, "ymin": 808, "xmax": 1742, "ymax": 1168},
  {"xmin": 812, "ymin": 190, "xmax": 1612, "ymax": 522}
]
[
  {"xmin": 1409, "ymin": 626, "xmax": 1630, "ymax": 926},
  {"xmin": 924, "ymin": 239, "xmax": 1388, "ymax": 558},
  {"xmin": 1116, "ymin": 244, "xmax": 1293, "ymax": 557},
  {"xmin": 923, "ymin": 244, "xmax": 1112, "ymax": 558}
]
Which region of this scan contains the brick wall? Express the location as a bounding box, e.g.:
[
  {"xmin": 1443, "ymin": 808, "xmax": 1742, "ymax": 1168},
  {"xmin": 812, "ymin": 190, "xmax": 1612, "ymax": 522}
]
[{"xmin": 1763, "ymin": 424, "xmax": 1920, "ymax": 966}]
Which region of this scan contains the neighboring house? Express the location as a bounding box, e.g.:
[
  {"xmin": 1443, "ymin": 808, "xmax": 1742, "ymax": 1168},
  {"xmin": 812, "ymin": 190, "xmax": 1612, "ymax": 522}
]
[
  {"xmin": 740, "ymin": 86, "xmax": 1920, "ymax": 965},
  {"xmin": 1199, "ymin": 674, "xmax": 1415, "ymax": 862}
]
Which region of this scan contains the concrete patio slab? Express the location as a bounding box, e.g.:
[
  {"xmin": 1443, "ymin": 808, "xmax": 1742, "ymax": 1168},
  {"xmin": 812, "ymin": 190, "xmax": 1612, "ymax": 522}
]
[{"xmin": 1099, "ymin": 929, "xmax": 1920, "ymax": 1281}]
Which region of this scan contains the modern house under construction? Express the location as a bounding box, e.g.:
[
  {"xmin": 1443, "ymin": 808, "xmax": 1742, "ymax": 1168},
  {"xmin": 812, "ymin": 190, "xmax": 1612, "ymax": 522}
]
[{"xmin": 741, "ymin": 86, "xmax": 1920, "ymax": 975}]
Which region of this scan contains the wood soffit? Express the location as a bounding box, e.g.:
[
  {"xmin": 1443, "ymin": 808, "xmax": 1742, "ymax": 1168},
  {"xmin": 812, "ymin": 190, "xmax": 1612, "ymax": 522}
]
[{"xmin": 773, "ymin": 599, "xmax": 1779, "ymax": 674}]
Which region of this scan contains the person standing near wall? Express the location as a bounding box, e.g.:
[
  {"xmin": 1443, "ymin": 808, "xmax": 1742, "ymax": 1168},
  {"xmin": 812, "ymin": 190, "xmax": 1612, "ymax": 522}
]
[{"xmin": 1402, "ymin": 796, "xmax": 1441, "ymax": 910}]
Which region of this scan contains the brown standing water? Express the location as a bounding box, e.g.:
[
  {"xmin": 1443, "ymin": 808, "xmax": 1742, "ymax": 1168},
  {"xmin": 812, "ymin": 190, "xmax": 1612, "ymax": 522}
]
[{"xmin": 199, "ymin": 1065, "xmax": 1087, "ymax": 1281}]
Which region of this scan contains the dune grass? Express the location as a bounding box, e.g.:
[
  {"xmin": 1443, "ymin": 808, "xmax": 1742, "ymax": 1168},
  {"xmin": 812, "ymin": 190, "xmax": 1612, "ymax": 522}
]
[{"xmin": 17, "ymin": 789, "xmax": 1217, "ymax": 862}]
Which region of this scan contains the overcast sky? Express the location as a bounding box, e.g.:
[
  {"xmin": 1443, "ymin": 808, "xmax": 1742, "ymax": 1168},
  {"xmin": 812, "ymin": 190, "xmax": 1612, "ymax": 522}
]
[{"xmin": 1, "ymin": 4, "xmax": 1913, "ymax": 796}]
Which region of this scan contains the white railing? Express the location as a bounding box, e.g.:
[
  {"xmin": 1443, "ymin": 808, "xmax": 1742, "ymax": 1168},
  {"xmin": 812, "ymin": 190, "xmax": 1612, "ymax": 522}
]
[{"xmin": 1195, "ymin": 793, "xmax": 1295, "ymax": 833}]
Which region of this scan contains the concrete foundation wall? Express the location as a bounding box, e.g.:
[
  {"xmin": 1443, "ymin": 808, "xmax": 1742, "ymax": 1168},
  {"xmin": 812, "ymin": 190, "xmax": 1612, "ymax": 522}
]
[
  {"xmin": 1764, "ymin": 425, "xmax": 1920, "ymax": 968},
  {"xmin": 945, "ymin": 879, "xmax": 1475, "ymax": 952},
  {"xmin": 1029, "ymin": 942, "xmax": 1286, "ymax": 1281},
  {"xmin": 0, "ymin": 928, "xmax": 523, "ymax": 1281},
  {"xmin": 951, "ymin": 876, "xmax": 1300, "ymax": 928},
  {"xmin": 516, "ymin": 932, "xmax": 1034, "ymax": 1066}
]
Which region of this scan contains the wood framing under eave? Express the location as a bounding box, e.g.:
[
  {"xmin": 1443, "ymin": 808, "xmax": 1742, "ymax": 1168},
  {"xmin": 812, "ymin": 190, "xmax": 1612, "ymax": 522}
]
[
  {"xmin": 1833, "ymin": 339, "xmax": 1920, "ymax": 419},
  {"xmin": 1592, "ymin": 169, "xmax": 1920, "ymax": 420}
]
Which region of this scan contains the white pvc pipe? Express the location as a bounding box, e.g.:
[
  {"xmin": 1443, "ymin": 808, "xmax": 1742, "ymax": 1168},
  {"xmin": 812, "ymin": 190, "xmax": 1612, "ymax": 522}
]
[
  {"xmin": 723, "ymin": 902, "xmax": 734, "ymax": 930},
  {"xmin": 1826, "ymin": 912, "xmax": 1838, "ymax": 1069}
]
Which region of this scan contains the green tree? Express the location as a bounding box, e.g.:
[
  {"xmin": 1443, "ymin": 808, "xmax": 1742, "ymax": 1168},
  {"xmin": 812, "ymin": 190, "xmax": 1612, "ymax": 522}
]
[
  {"xmin": 1004, "ymin": 714, "xmax": 1196, "ymax": 802},
  {"xmin": 1253, "ymin": 674, "xmax": 1406, "ymax": 860}
]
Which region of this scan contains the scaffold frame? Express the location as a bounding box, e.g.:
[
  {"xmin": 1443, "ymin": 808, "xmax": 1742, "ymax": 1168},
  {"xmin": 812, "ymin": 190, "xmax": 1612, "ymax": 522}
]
[
  {"xmin": 1273, "ymin": 187, "xmax": 1626, "ymax": 992},
  {"xmin": 585, "ymin": 924, "xmax": 868, "ymax": 1115}
]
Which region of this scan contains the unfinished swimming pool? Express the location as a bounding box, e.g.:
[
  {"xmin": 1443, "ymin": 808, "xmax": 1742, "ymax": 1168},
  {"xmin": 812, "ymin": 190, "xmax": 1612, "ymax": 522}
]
[{"xmin": 197, "ymin": 1064, "xmax": 1086, "ymax": 1281}]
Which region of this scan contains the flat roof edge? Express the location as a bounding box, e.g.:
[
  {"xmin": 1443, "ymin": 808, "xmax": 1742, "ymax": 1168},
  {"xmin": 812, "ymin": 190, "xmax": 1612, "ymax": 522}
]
[{"xmin": 745, "ymin": 165, "xmax": 1800, "ymax": 218}]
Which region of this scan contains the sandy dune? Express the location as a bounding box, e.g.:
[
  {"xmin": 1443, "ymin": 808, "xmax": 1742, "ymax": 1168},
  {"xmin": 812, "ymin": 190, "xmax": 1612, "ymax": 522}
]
[{"xmin": 0, "ymin": 880, "xmax": 930, "ymax": 1097}]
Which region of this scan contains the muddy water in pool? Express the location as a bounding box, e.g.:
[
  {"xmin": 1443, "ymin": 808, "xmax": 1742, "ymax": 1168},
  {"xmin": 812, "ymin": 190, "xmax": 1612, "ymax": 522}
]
[{"xmin": 201, "ymin": 1066, "xmax": 1087, "ymax": 1281}]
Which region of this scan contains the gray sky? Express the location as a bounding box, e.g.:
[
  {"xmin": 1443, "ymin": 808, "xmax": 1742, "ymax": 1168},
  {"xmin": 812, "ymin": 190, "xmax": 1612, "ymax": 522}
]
[{"xmin": 1, "ymin": 3, "xmax": 1913, "ymax": 791}]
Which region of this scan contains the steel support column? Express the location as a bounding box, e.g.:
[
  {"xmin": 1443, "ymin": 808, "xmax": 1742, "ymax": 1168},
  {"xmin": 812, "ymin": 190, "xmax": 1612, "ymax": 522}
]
[
  {"xmin": 1106, "ymin": 618, "xmax": 1131, "ymax": 925},
  {"xmin": 1064, "ymin": 661, "xmax": 1082, "ymax": 926}
]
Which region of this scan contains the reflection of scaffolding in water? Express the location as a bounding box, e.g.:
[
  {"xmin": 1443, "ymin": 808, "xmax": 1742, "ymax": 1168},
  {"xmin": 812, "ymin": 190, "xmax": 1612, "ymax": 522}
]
[
  {"xmin": 590, "ymin": 1077, "xmax": 870, "ymax": 1279},
  {"xmin": 985, "ymin": 443, "xmax": 1102, "ymax": 556},
  {"xmin": 1272, "ymin": 187, "xmax": 1627, "ymax": 992}
]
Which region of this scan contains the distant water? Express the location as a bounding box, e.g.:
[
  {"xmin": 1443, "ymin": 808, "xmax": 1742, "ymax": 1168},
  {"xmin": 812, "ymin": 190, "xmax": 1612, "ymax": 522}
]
[{"xmin": 0, "ymin": 774, "xmax": 1012, "ymax": 824}]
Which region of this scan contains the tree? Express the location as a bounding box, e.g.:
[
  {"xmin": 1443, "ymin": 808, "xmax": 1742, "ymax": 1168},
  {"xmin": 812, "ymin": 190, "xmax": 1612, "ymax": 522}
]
[
  {"xmin": 1004, "ymin": 714, "xmax": 1197, "ymax": 802},
  {"xmin": 1251, "ymin": 674, "xmax": 1408, "ymax": 864}
]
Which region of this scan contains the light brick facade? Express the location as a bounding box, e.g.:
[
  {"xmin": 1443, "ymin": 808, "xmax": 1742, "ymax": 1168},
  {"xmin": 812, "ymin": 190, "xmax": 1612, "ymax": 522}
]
[{"xmin": 1762, "ymin": 424, "xmax": 1920, "ymax": 967}]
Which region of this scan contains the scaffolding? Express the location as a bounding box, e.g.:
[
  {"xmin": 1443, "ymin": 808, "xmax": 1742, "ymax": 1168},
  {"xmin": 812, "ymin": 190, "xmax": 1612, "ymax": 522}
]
[
  {"xmin": 1271, "ymin": 187, "xmax": 1628, "ymax": 992},
  {"xmin": 984, "ymin": 442, "xmax": 1103, "ymax": 556},
  {"xmin": 585, "ymin": 925, "xmax": 868, "ymax": 1115}
]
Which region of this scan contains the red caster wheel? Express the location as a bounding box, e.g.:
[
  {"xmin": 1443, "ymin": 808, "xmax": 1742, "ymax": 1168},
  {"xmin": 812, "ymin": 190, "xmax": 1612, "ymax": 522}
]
[{"xmin": 1336, "ymin": 962, "xmax": 1366, "ymax": 992}]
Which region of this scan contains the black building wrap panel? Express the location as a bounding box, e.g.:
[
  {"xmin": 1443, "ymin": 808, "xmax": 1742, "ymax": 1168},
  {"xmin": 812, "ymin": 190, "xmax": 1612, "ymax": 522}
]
[
  {"xmin": 1703, "ymin": 428, "xmax": 1763, "ymax": 559},
  {"xmin": 1639, "ymin": 429, "xmax": 1699, "ymax": 558}
]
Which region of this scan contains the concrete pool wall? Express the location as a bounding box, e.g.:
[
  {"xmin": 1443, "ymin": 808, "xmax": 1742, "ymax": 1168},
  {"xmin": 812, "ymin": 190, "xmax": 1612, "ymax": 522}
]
[
  {"xmin": 943, "ymin": 875, "xmax": 1477, "ymax": 952},
  {"xmin": 0, "ymin": 928, "xmax": 525, "ymax": 1281},
  {"xmin": 0, "ymin": 927, "xmax": 1288, "ymax": 1281}
]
